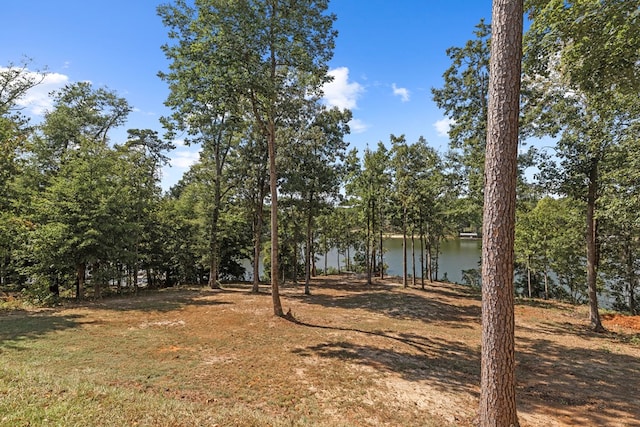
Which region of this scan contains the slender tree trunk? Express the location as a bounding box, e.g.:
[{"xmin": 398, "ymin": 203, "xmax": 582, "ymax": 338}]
[
  {"xmin": 627, "ymin": 237, "xmax": 637, "ymax": 314},
  {"xmin": 347, "ymin": 246, "xmax": 350, "ymax": 272},
  {"xmin": 93, "ymin": 263, "xmax": 101, "ymax": 300},
  {"xmin": 420, "ymin": 230, "xmax": 425, "ymax": 290},
  {"xmin": 379, "ymin": 211, "xmax": 384, "ymax": 279},
  {"xmin": 479, "ymin": 0, "xmax": 522, "ymax": 425},
  {"xmin": 426, "ymin": 239, "xmax": 433, "ymax": 282},
  {"xmin": 208, "ymin": 222, "xmax": 220, "ymax": 289},
  {"xmin": 434, "ymin": 239, "xmax": 440, "ymax": 281},
  {"xmin": 324, "ymin": 244, "xmax": 328, "ymax": 276},
  {"xmin": 371, "ymin": 200, "xmax": 376, "ymax": 282},
  {"xmin": 304, "ymin": 202, "xmax": 313, "ymax": 295},
  {"xmin": 527, "ymin": 258, "xmax": 532, "ymax": 298},
  {"xmin": 311, "ymin": 232, "xmax": 317, "ymax": 277},
  {"xmin": 292, "ymin": 240, "xmax": 298, "ymax": 285},
  {"xmin": 76, "ymin": 262, "xmax": 85, "ymax": 300},
  {"xmin": 586, "ymin": 166, "xmax": 604, "ymax": 331},
  {"xmin": 268, "ymin": 123, "xmax": 283, "ymax": 316},
  {"xmin": 366, "ymin": 199, "xmax": 372, "ymax": 285},
  {"xmin": 411, "ymin": 230, "xmax": 416, "ymax": 287},
  {"xmin": 402, "ymin": 206, "xmax": 408, "ymax": 288},
  {"xmin": 544, "ymin": 270, "xmax": 549, "ymax": 300},
  {"xmin": 252, "ymin": 158, "xmax": 268, "ymax": 293},
  {"xmin": 252, "ymin": 200, "xmax": 264, "ymax": 292}
]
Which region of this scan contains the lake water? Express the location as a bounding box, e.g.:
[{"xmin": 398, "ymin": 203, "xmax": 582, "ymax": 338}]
[
  {"xmin": 241, "ymin": 238, "xmax": 481, "ymax": 284},
  {"xmin": 319, "ymin": 237, "xmax": 482, "ymax": 284}
]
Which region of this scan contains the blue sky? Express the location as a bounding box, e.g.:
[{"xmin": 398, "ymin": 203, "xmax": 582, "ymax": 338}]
[{"xmin": 2, "ymin": 1, "xmax": 494, "ymax": 190}]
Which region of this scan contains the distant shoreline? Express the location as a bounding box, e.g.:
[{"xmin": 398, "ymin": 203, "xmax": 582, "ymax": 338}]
[{"xmin": 382, "ymin": 233, "xmax": 481, "ymax": 240}]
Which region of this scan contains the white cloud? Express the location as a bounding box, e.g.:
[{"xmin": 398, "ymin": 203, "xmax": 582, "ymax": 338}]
[
  {"xmin": 171, "ymin": 150, "xmax": 200, "ymax": 168},
  {"xmin": 322, "ymin": 67, "xmax": 364, "ymax": 110},
  {"xmin": 391, "ymin": 83, "xmax": 410, "ymax": 102},
  {"xmin": 433, "ymin": 117, "xmax": 456, "ymax": 137},
  {"xmin": 172, "ymin": 138, "xmax": 187, "ymax": 147},
  {"xmin": 349, "ymin": 118, "xmax": 368, "ymax": 134},
  {"xmin": 13, "ymin": 71, "xmax": 70, "ymax": 116}
]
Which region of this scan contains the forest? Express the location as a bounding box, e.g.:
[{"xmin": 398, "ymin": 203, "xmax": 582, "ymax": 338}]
[{"xmin": 1, "ymin": 2, "xmax": 639, "ymax": 323}]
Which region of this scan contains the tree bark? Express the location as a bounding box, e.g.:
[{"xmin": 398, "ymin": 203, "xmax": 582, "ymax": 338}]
[
  {"xmin": 479, "ymin": 0, "xmax": 522, "ymax": 425},
  {"xmin": 75, "ymin": 262, "xmax": 85, "ymax": 300},
  {"xmin": 379, "ymin": 208, "xmax": 384, "ymax": 279},
  {"xmin": 304, "ymin": 198, "xmax": 313, "ymax": 295},
  {"xmin": 402, "ymin": 206, "xmax": 408, "ymax": 288},
  {"xmin": 586, "ymin": 164, "xmax": 604, "ymax": 331},
  {"xmin": 420, "ymin": 230, "xmax": 425, "ymax": 290},
  {"xmin": 411, "ymin": 230, "xmax": 416, "ymax": 287},
  {"xmin": 268, "ymin": 121, "xmax": 283, "ymax": 316}
]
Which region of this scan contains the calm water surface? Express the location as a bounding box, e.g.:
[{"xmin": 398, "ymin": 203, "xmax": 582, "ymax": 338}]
[{"xmin": 322, "ymin": 237, "xmax": 482, "ymax": 284}]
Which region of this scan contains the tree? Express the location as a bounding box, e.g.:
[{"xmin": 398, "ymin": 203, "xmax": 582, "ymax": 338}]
[
  {"xmin": 158, "ymin": 0, "xmax": 337, "ymax": 316},
  {"xmin": 515, "ymin": 197, "xmax": 585, "ymax": 301},
  {"xmin": 599, "ymin": 122, "xmax": 640, "ymax": 314},
  {"xmin": 345, "ymin": 143, "xmax": 391, "ymax": 285},
  {"xmin": 115, "ymin": 129, "xmax": 173, "ymax": 292},
  {"xmin": 29, "ymin": 82, "xmax": 131, "ymax": 299},
  {"xmin": 524, "ymin": 0, "xmax": 640, "ymax": 331},
  {"xmin": 479, "ymin": 0, "xmax": 523, "ymax": 425},
  {"xmin": 432, "ymin": 20, "xmax": 491, "ymax": 228},
  {"xmin": 0, "ymin": 61, "xmax": 45, "ymax": 287},
  {"xmin": 280, "ymin": 105, "xmax": 351, "ymax": 294},
  {"xmin": 158, "ymin": 0, "xmax": 248, "ymax": 289}
]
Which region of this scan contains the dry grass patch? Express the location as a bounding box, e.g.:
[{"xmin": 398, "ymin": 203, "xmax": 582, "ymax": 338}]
[{"xmin": 1, "ymin": 277, "xmax": 639, "ymax": 426}]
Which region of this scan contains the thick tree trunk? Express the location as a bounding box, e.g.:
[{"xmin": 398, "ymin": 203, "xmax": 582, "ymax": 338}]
[
  {"xmin": 479, "ymin": 0, "xmax": 522, "ymax": 425},
  {"xmin": 586, "ymin": 168, "xmax": 604, "ymax": 331}
]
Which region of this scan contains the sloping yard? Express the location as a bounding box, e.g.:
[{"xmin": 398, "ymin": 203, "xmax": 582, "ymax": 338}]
[{"xmin": 1, "ymin": 276, "xmax": 638, "ymax": 426}]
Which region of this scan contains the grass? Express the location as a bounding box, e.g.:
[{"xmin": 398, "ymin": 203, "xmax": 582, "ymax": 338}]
[{"xmin": 1, "ymin": 277, "xmax": 639, "ymax": 426}]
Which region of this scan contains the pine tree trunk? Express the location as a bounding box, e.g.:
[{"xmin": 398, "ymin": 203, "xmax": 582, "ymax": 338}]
[
  {"xmin": 427, "ymin": 242, "xmax": 433, "ymax": 283},
  {"xmin": 479, "ymin": 0, "xmax": 522, "ymax": 425},
  {"xmin": 379, "ymin": 212, "xmax": 384, "ymax": 279},
  {"xmin": 420, "ymin": 231, "xmax": 425, "ymax": 290},
  {"xmin": 402, "ymin": 206, "xmax": 408, "ymax": 288},
  {"xmin": 411, "ymin": 230, "xmax": 416, "ymax": 287}
]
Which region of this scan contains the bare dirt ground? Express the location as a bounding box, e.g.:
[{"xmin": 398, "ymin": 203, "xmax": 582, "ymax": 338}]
[{"xmin": 2, "ymin": 275, "xmax": 639, "ymax": 426}]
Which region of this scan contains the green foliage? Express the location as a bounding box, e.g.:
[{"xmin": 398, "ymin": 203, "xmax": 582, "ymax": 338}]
[
  {"xmin": 526, "ymin": 0, "xmax": 640, "ymax": 99},
  {"xmin": 515, "ymin": 197, "xmax": 586, "ymax": 302},
  {"xmin": 431, "ymin": 20, "xmax": 490, "ymax": 220}
]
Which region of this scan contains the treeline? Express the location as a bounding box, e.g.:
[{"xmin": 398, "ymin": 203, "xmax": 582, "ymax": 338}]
[{"xmin": 2, "ymin": 1, "xmax": 639, "ymax": 320}]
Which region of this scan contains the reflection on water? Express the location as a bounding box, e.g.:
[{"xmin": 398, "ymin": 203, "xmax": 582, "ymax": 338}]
[
  {"xmin": 323, "ymin": 238, "xmax": 482, "ymax": 284},
  {"xmin": 242, "ymin": 238, "xmax": 482, "ymax": 285}
]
